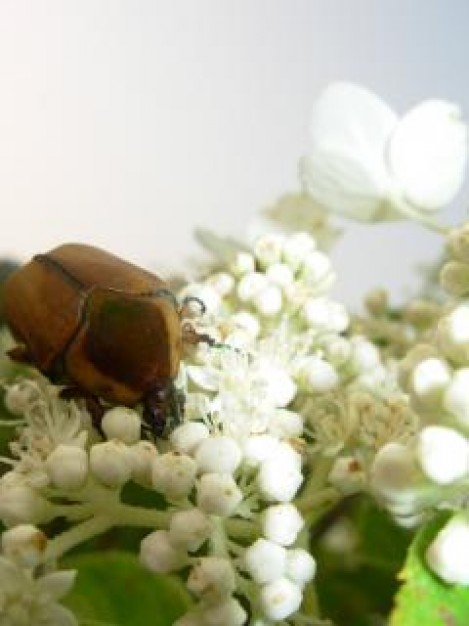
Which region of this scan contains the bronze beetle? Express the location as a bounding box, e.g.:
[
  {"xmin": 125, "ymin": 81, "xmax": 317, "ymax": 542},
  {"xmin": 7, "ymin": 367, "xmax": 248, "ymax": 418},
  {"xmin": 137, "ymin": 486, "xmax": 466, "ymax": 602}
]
[{"xmin": 3, "ymin": 243, "xmax": 185, "ymax": 435}]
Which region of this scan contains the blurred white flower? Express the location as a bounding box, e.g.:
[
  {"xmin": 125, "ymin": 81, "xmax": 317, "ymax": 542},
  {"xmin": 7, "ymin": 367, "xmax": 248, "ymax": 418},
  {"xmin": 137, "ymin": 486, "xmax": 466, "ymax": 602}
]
[
  {"xmin": 300, "ymin": 82, "xmax": 467, "ymax": 225},
  {"xmin": 0, "ymin": 555, "xmax": 77, "ymax": 626}
]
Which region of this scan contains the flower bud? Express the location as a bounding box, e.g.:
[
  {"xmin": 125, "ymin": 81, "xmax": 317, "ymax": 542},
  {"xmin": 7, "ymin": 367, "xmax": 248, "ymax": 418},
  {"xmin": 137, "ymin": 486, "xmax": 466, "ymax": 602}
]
[
  {"xmin": 262, "ymin": 504, "xmax": 304, "ymax": 547},
  {"xmin": 416, "ymin": 425, "xmax": 469, "ymax": 484},
  {"xmin": 282, "ymin": 232, "xmax": 316, "ymax": 270},
  {"xmin": 89, "ymin": 441, "xmax": 132, "ymax": 489},
  {"xmin": 295, "ymin": 356, "xmax": 339, "ymax": 393},
  {"xmin": 201, "ymin": 597, "xmax": 247, "ymax": 626},
  {"xmin": 426, "ymin": 516, "xmax": 469, "ymax": 584},
  {"xmin": 46, "ymin": 444, "xmax": 88, "ymax": 491},
  {"xmin": 303, "ymin": 298, "xmax": 348, "ymax": 333},
  {"xmin": 266, "ymin": 262, "xmax": 294, "ymax": 288},
  {"xmin": 254, "ymin": 285, "xmax": 283, "ymax": 317},
  {"xmin": 260, "ymin": 577, "xmax": 303, "ymax": 621},
  {"xmin": 170, "ymin": 422, "xmax": 210, "ymax": 455},
  {"xmin": 205, "ymin": 272, "xmax": 235, "ymax": 296},
  {"xmin": 101, "ymin": 407, "xmax": 141, "ymax": 444},
  {"xmin": 286, "ymin": 548, "xmax": 317, "ymax": 586},
  {"xmin": 411, "ymin": 357, "xmax": 451, "ymax": 406},
  {"xmin": 1, "ymin": 524, "xmax": 47, "ymax": 568},
  {"xmin": 437, "ymin": 304, "xmax": 469, "ymax": 364},
  {"xmin": 127, "ymin": 441, "xmax": 158, "ymax": 486},
  {"xmin": 254, "ymin": 234, "xmax": 285, "ymax": 268},
  {"xmin": 230, "ymin": 311, "xmax": 260, "ymax": 338},
  {"xmin": 0, "ymin": 472, "xmax": 52, "ymax": 527},
  {"xmin": 300, "ymin": 251, "xmax": 334, "ymax": 289},
  {"xmin": 370, "ymin": 443, "xmax": 422, "ymax": 504},
  {"xmin": 328, "ymin": 456, "xmax": 366, "ymax": 495},
  {"xmin": 230, "ymin": 251, "xmax": 255, "ymax": 276},
  {"xmin": 243, "ymin": 434, "xmax": 283, "ymax": 467},
  {"xmin": 4, "ymin": 381, "xmax": 40, "ymax": 415},
  {"xmin": 195, "ymin": 436, "xmax": 242, "ymax": 475},
  {"xmin": 140, "ymin": 530, "xmax": 187, "ymax": 574},
  {"xmin": 151, "ymin": 452, "xmax": 197, "ymax": 501},
  {"xmin": 268, "ymin": 409, "xmax": 303, "ymax": 439},
  {"xmin": 169, "ymin": 508, "xmax": 212, "ymax": 552},
  {"xmin": 440, "ymin": 261, "xmax": 469, "ymax": 297},
  {"xmin": 255, "ymin": 362, "xmax": 297, "ymax": 408},
  {"xmin": 187, "ymin": 557, "xmax": 236, "ymax": 600},
  {"xmin": 258, "ymin": 451, "xmax": 303, "ymax": 503},
  {"xmin": 244, "ymin": 538, "xmax": 287, "ymax": 584},
  {"xmin": 237, "ymin": 272, "xmax": 268, "ymax": 302},
  {"xmin": 447, "ymin": 225, "xmax": 469, "ymax": 263},
  {"xmin": 443, "ymin": 368, "xmax": 469, "ymax": 426},
  {"xmin": 349, "ymin": 337, "xmax": 380, "ymax": 373},
  {"xmin": 196, "ymin": 473, "xmax": 243, "ymax": 516}
]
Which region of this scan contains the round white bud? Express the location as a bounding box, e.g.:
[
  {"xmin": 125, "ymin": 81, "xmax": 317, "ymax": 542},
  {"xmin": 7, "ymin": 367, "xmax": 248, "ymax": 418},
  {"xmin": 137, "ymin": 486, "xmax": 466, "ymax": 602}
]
[
  {"xmin": 254, "ymin": 233, "xmax": 286, "ymax": 268},
  {"xmin": 303, "ymin": 298, "xmax": 349, "ymax": 333},
  {"xmin": 230, "ymin": 251, "xmax": 255, "ymax": 276},
  {"xmin": 244, "ymin": 538, "xmax": 287, "ymax": 584},
  {"xmin": 127, "ymin": 441, "xmax": 158, "ymax": 486},
  {"xmin": 254, "ymin": 285, "xmax": 283, "ymax": 317},
  {"xmin": 169, "ymin": 508, "xmax": 212, "ymax": 552},
  {"xmin": 416, "ymin": 425, "xmax": 469, "ymax": 484},
  {"xmin": 370, "ymin": 443, "xmax": 421, "ymax": 502},
  {"xmin": 201, "ymin": 597, "xmax": 247, "ymax": 626},
  {"xmin": 322, "ymin": 336, "xmax": 352, "ymax": 366},
  {"xmin": 255, "ymin": 362, "xmax": 297, "ymax": 408},
  {"xmin": 266, "ymin": 262, "xmax": 294, "ymax": 288},
  {"xmin": 286, "ymin": 548, "xmax": 317, "ymax": 586},
  {"xmin": 194, "ymin": 436, "xmax": 242, "ymax": 475},
  {"xmin": 328, "ymin": 456, "xmax": 366, "ymax": 495},
  {"xmin": 151, "ymin": 452, "xmax": 197, "ymax": 501},
  {"xmin": 426, "ymin": 516, "xmax": 469, "ymax": 584},
  {"xmin": 1, "ymin": 524, "xmax": 47, "ymax": 568},
  {"xmin": 282, "ymin": 232, "xmax": 317, "ymax": 270},
  {"xmin": 187, "ymin": 557, "xmax": 236, "ymax": 600},
  {"xmin": 444, "ymin": 368, "xmax": 469, "ymax": 426},
  {"xmin": 196, "ymin": 473, "xmax": 243, "ymax": 516},
  {"xmin": 0, "ymin": 472, "xmax": 52, "ymax": 527},
  {"xmin": 349, "ymin": 337, "xmax": 381, "ymax": 373},
  {"xmin": 170, "ymin": 422, "xmax": 210, "ymax": 455},
  {"xmin": 230, "ymin": 310, "xmax": 261, "ymax": 338},
  {"xmin": 139, "ymin": 530, "xmax": 187, "ymax": 574},
  {"xmin": 101, "ymin": 407, "xmax": 141, "ymax": 444},
  {"xmin": 205, "ymin": 272, "xmax": 235, "ymax": 296},
  {"xmin": 262, "ymin": 504, "xmax": 304, "ymax": 546},
  {"xmin": 243, "ymin": 434, "xmax": 283, "ymax": 467},
  {"xmin": 412, "ymin": 357, "xmax": 451, "ymax": 405},
  {"xmin": 300, "ymin": 251, "xmax": 333, "ymax": 287},
  {"xmin": 437, "ymin": 304, "xmax": 469, "ymax": 364},
  {"xmin": 237, "ymin": 272, "xmax": 268, "ymax": 302},
  {"xmin": 89, "ymin": 441, "xmax": 132, "ymax": 489},
  {"xmin": 45, "ymin": 444, "xmax": 88, "ymax": 491},
  {"xmin": 260, "ymin": 577, "xmax": 303, "ymax": 621},
  {"xmin": 258, "ymin": 450, "xmax": 303, "ymax": 503},
  {"xmin": 296, "ymin": 356, "xmax": 339, "ymax": 393}
]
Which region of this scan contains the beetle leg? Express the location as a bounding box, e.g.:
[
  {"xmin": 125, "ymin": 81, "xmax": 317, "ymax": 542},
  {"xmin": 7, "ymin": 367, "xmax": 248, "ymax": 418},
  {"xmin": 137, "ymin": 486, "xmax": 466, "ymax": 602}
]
[
  {"xmin": 179, "ymin": 295, "xmax": 206, "ymax": 317},
  {"xmin": 181, "ymin": 321, "xmax": 218, "ymax": 348},
  {"xmin": 7, "ymin": 344, "xmax": 33, "ymax": 365}
]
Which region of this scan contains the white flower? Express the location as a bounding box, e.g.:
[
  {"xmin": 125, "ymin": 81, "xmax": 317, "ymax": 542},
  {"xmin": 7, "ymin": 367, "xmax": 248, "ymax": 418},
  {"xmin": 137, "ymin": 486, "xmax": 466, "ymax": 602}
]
[
  {"xmin": 437, "ymin": 303, "xmax": 469, "ymax": 364},
  {"xmin": 0, "ymin": 471, "xmax": 53, "ymax": 527},
  {"xmin": 196, "ymin": 473, "xmax": 243, "ymax": 517},
  {"xmin": 200, "ymin": 597, "xmax": 247, "ymax": 626},
  {"xmin": 257, "ymin": 445, "xmax": 303, "ymax": 503},
  {"xmin": 169, "ymin": 509, "xmax": 212, "ymax": 552},
  {"xmin": 300, "ymin": 82, "xmax": 467, "ymax": 225},
  {"xmin": 0, "ymin": 556, "xmax": 77, "ymax": 626},
  {"xmin": 416, "ymin": 425, "xmax": 469, "ymax": 485},
  {"xmin": 127, "ymin": 441, "xmax": 159, "ymax": 486},
  {"xmin": 187, "ymin": 557, "xmax": 236, "ymax": 600},
  {"xmin": 170, "ymin": 422, "xmax": 210, "ymax": 455},
  {"xmin": 1, "ymin": 525, "xmax": 47, "ymax": 568},
  {"xmin": 427, "ymin": 516, "xmax": 469, "ymax": 584},
  {"xmin": 411, "ymin": 357, "xmax": 451, "ymax": 406},
  {"xmin": 151, "ymin": 452, "xmax": 197, "ymax": 501},
  {"xmin": 194, "ymin": 436, "xmax": 242, "ymax": 475},
  {"xmin": 285, "ymin": 548, "xmax": 317, "ymax": 586},
  {"xmin": 443, "ymin": 368, "xmax": 469, "ymax": 426},
  {"xmin": 254, "ymin": 234, "xmax": 286, "ymax": 268}
]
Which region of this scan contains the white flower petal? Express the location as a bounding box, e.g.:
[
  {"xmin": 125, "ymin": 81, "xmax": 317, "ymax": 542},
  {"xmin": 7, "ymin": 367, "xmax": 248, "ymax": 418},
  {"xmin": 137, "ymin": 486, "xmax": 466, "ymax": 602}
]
[
  {"xmin": 187, "ymin": 365, "xmax": 220, "ymax": 391},
  {"xmin": 36, "ymin": 570, "xmax": 77, "ymax": 601},
  {"xmin": 37, "ymin": 602, "xmax": 79, "ymax": 626},
  {"xmin": 300, "ymin": 82, "xmax": 398, "ymax": 222},
  {"xmin": 388, "ymin": 100, "xmax": 468, "ymax": 211}
]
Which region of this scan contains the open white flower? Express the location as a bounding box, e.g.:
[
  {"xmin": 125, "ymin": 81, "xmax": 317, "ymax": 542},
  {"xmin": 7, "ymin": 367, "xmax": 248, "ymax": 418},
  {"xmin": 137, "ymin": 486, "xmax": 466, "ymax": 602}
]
[
  {"xmin": 0, "ymin": 555, "xmax": 77, "ymax": 626},
  {"xmin": 300, "ymin": 82, "xmax": 467, "ymax": 225}
]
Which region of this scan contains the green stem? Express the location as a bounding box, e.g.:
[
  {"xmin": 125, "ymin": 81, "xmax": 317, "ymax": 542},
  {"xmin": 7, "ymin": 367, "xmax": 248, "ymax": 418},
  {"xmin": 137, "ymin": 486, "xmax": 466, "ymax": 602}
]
[
  {"xmin": 224, "ymin": 517, "xmax": 259, "ymax": 543},
  {"xmin": 301, "ymin": 455, "xmax": 335, "ymax": 501},
  {"xmin": 295, "ymin": 486, "xmax": 340, "ymax": 515},
  {"xmin": 45, "ymin": 515, "xmax": 113, "ymax": 561}
]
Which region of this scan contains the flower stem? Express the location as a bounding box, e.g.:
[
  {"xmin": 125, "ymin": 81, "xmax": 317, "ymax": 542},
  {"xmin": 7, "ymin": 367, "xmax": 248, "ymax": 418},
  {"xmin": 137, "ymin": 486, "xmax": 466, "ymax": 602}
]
[{"xmin": 45, "ymin": 515, "xmax": 113, "ymax": 561}]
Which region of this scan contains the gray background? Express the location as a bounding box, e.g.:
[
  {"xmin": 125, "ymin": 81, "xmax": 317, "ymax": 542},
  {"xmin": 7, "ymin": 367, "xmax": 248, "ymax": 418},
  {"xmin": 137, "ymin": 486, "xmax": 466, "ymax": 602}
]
[{"xmin": 0, "ymin": 0, "xmax": 468, "ymax": 307}]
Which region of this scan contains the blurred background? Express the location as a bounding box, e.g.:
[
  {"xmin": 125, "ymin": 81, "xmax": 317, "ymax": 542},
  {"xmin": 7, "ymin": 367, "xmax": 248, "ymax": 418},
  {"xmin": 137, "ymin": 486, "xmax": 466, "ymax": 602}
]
[{"xmin": 0, "ymin": 0, "xmax": 468, "ymax": 307}]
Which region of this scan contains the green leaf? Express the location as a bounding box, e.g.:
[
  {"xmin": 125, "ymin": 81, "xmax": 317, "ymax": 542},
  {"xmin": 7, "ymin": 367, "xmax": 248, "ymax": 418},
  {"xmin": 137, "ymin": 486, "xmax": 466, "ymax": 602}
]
[
  {"xmin": 63, "ymin": 550, "xmax": 192, "ymax": 626},
  {"xmin": 391, "ymin": 511, "xmax": 469, "ymax": 626}
]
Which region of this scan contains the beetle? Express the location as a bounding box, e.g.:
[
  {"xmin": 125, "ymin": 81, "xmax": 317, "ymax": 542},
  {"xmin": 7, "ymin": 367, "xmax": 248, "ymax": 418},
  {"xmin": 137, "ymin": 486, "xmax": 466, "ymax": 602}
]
[{"xmin": 3, "ymin": 243, "xmax": 190, "ymax": 436}]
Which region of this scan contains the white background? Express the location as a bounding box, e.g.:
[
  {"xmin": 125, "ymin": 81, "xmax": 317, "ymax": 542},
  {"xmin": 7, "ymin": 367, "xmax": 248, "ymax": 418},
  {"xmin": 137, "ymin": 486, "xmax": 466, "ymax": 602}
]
[{"xmin": 0, "ymin": 0, "xmax": 468, "ymax": 307}]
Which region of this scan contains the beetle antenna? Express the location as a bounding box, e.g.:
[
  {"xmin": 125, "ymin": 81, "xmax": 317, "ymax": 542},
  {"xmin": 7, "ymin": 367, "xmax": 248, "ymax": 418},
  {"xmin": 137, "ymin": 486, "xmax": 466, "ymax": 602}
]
[{"xmin": 180, "ymin": 295, "xmax": 206, "ymax": 317}]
